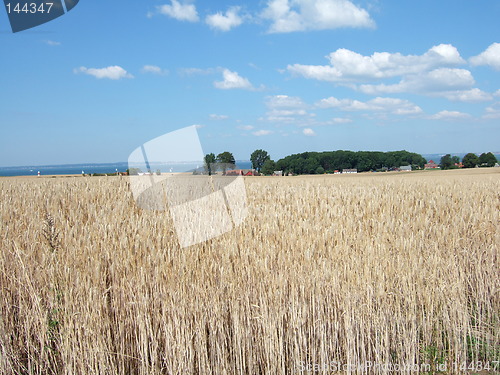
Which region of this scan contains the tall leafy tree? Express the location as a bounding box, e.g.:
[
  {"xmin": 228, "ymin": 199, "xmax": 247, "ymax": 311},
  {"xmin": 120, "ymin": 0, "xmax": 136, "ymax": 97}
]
[
  {"xmin": 204, "ymin": 153, "xmax": 216, "ymax": 176},
  {"xmin": 462, "ymin": 153, "xmax": 479, "ymax": 168},
  {"xmin": 478, "ymin": 152, "xmax": 498, "ymax": 167},
  {"xmin": 250, "ymin": 149, "xmax": 270, "ymax": 173},
  {"xmin": 440, "ymin": 154, "xmax": 453, "ymax": 170},
  {"xmin": 261, "ymin": 159, "xmax": 276, "ymax": 175},
  {"xmin": 216, "ymin": 151, "xmax": 235, "ymax": 174}
]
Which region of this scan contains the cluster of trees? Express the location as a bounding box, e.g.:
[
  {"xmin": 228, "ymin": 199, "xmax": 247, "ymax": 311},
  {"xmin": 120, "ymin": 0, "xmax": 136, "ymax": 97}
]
[
  {"xmin": 202, "ymin": 149, "xmax": 275, "ymax": 175},
  {"xmin": 204, "ymin": 149, "xmax": 428, "ymax": 176},
  {"xmin": 275, "ymin": 150, "xmax": 426, "ymax": 175},
  {"xmin": 203, "ymin": 149, "xmax": 498, "ymax": 176},
  {"xmin": 440, "ymin": 152, "xmax": 498, "ymax": 169},
  {"xmin": 203, "ymin": 152, "xmax": 236, "ymax": 175}
]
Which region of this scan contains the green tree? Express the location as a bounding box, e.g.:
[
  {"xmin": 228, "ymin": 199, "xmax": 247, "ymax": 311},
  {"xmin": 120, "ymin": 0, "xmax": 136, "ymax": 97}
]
[
  {"xmin": 315, "ymin": 166, "xmax": 325, "ymax": 174},
  {"xmin": 451, "ymin": 156, "xmax": 460, "ymax": 164},
  {"xmin": 462, "ymin": 153, "xmax": 479, "ymax": 168},
  {"xmin": 440, "ymin": 154, "xmax": 453, "ymax": 170},
  {"xmin": 478, "ymin": 152, "xmax": 498, "ymax": 167},
  {"xmin": 204, "ymin": 153, "xmax": 216, "ymax": 176},
  {"xmin": 261, "ymin": 159, "xmax": 276, "ymax": 175},
  {"xmin": 411, "ymin": 154, "xmax": 427, "ymax": 169},
  {"xmin": 216, "ymin": 151, "xmax": 235, "ymax": 174},
  {"xmin": 250, "ymin": 149, "xmax": 270, "ymax": 173}
]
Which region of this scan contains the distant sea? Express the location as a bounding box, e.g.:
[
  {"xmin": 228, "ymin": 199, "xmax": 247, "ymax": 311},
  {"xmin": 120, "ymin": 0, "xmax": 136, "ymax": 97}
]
[{"xmin": 0, "ymin": 161, "xmax": 253, "ymax": 177}]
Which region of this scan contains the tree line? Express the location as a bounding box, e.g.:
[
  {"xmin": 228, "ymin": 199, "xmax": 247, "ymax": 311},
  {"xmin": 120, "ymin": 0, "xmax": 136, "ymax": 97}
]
[
  {"xmin": 247, "ymin": 149, "xmax": 429, "ymax": 175},
  {"xmin": 439, "ymin": 152, "xmax": 498, "ymax": 169},
  {"xmin": 204, "ymin": 149, "xmax": 498, "ymax": 176},
  {"xmin": 204, "ymin": 149, "xmax": 427, "ymax": 175}
]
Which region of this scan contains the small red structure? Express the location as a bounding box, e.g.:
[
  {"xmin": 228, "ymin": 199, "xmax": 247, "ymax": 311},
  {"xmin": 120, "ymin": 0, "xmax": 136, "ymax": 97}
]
[
  {"xmin": 424, "ymin": 160, "xmax": 439, "ymax": 169},
  {"xmin": 225, "ymin": 169, "xmax": 257, "ymax": 176}
]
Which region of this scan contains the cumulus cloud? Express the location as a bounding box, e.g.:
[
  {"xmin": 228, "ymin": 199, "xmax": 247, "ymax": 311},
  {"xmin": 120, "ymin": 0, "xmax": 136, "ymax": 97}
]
[
  {"xmin": 438, "ymin": 88, "xmax": 493, "ymax": 102},
  {"xmin": 253, "ymin": 129, "xmax": 273, "ymax": 136},
  {"xmin": 288, "ymin": 44, "xmax": 465, "ymax": 83},
  {"xmin": 302, "ymin": 128, "xmax": 316, "ymax": 136},
  {"xmin": 494, "ymin": 89, "xmax": 500, "ymax": 97},
  {"xmin": 357, "ymin": 68, "xmax": 475, "ymax": 96},
  {"xmin": 206, "ymin": 6, "xmax": 244, "ymax": 31},
  {"xmin": 155, "ymin": 0, "xmax": 199, "ymax": 22},
  {"xmin": 209, "ymin": 114, "xmax": 229, "ymax": 120},
  {"xmin": 428, "ymin": 110, "xmax": 471, "ymax": 121},
  {"xmin": 74, "ymin": 66, "xmax": 133, "ymax": 80},
  {"xmin": 470, "ymin": 43, "xmax": 500, "ymax": 70},
  {"xmin": 316, "ymin": 96, "xmax": 422, "ymax": 115},
  {"xmin": 214, "ymin": 69, "xmax": 254, "ymax": 90},
  {"xmin": 263, "ymin": 95, "xmax": 312, "ymax": 122},
  {"xmin": 261, "ymin": 0, "xmax": 374, "ymax": 33},
  {"xmin": 141, "ymin": 65, "xmax": 168, "ymax": 75}
]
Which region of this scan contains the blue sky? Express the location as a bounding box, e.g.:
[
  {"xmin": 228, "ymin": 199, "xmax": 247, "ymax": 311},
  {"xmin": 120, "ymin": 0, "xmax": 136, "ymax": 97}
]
[{"xmin": 1, "ymin": 0, "xmax": 499, "ymax": 166}]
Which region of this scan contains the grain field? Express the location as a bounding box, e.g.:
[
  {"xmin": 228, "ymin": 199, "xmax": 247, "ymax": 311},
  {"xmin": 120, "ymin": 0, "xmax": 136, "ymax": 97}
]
[{"xmin": 0, "ymin": 168, "xmax": 498, "ymax": 374}]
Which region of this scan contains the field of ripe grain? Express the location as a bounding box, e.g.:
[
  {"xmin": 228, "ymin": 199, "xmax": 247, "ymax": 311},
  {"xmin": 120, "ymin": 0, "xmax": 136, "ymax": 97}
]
[{"xmin": 1, "ymin": 169, "xmax": 499, "ymax": 374}]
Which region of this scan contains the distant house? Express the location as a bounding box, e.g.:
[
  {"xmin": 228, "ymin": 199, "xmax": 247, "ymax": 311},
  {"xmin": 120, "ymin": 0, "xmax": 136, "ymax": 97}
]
[
  {"xmin": 424, "ymin": 160, "xmax": 439, "ymax": 169},
  {"xmin": 400, "ymin": 165, "xmax": 412, "ymax": 172},
  {"xmin": 454, "ymin": 162, "xmax": 464, "ymax": 168},
  {"xmin": 342, "ymin": 169, "xmax": 358, "ymax": 174},
  {"xmin": 225, "ymin": 169, "xmax": 257, "ymax": 176},
  {"xmin": 334, "ymin": 170, "xmax": 341, "ymax": 174},
  {"xmin": 273, "ymin": 170, "xmax": 283, "ymax": 176}
]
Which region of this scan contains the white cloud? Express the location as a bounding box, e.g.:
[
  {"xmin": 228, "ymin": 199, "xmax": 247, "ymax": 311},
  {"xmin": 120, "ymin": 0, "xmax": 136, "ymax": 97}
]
[
  {"xmin": 261, "ymin": 0, "xmax": 374, "ymax": 33},
  {"xmin": 206, "ymin": 7, "xmax": 244, "ymax": 31},
  {"xmin": 316, "ymin": 96, "xmax": 422, "ymax": 115},
  {"xmin": 253, "ymin": 129, "xmax": 273, "ymax": 136},
  {"xmin": 192, "ymin": 124, "xmax": 205, "ymax": 129},
  {"xmin": 268, "ymin": 109, "xmax": 308, "ymax": 117},
  {"xmin": 74, "ymin": 66, "xmax": 133, "ymax": 80},
  {"xmin": 302, "ymin": 128, "xmax": 316, "ymax": 136},
  {"xmin": 156, "ymin": 0, "xmax": 199, "ymax": 22},
  {"xmin": 483, "ymin": 102, "xmax": 500, "ymax": 119},
  {"xmin": 44, "ymin": 40, "xmax": 61, "ymax": 46},
  {"xmin": 438, "ymin": 88, "xmax": 493, "ymax": 102},
  {"xmin": 494, "ymin": 89, "xmax": 500, "ymax": 97},
  {"xmin": 288, "ymin": 44, "xmax": 465, "ymax": 82},
  {"xmin": 429, "ymin": 110, "xmax": 471, "ymax": 121},
  {"xmin": 263, "ymin": 95, "xmax": 312, "ymax": 122},
  {"xmin": 470, "ymin": 43, "xmax": 500, "ymax": 70},
  {"xmin": 266, "ymin": 94, "xmax": 306, "ymax": 108},
  {"xmin": 141, "ymin": 65, "xmax": 168, "ymax": 75},
  {"xmin": 357, "ymin": 68, "xmax": 475, "ymax": 95},
  {"xmin": 238, "ymin": 125, "xmax": 255, "ymax": 130},
  {"xmin": 209, "ymin": 114, "xmax": 229, "ymax": 120},
  {"xmin": 214, "ymin": 69, "xmax": 254, "ymax": 90}
]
